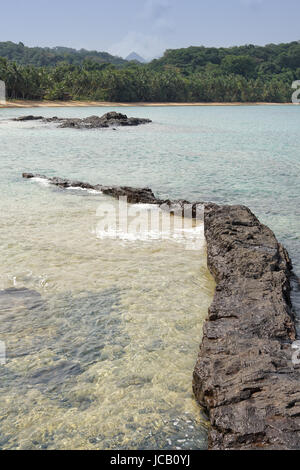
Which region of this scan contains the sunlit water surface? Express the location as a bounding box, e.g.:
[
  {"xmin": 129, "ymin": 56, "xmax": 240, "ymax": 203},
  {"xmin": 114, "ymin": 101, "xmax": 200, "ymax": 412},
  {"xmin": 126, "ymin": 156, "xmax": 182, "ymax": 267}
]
[{"xmin": 0, "ymin": 105, "xmax": 299, "ymax": 449}]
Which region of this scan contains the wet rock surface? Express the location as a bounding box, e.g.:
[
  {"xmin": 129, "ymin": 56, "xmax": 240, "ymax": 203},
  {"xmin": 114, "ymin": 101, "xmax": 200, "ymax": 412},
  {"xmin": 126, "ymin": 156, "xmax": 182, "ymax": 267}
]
[
  {"xmin": 193, "ymin": 203, "xmax": 300, "ymax": 450},
  {"xmin": 14, "ymin": 112, "xmax": 152, "ymax": 129},
  {"xmin": 14, "ymin": 115, "xmax": 44, "ymax": 122}
]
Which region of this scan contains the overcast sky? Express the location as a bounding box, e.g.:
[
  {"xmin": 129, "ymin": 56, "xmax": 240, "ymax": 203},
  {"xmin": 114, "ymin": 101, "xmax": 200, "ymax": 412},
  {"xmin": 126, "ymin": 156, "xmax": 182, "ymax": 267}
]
[{"xmin": 1, "ymin": 0, "xmax": 299, "ymax": 60}]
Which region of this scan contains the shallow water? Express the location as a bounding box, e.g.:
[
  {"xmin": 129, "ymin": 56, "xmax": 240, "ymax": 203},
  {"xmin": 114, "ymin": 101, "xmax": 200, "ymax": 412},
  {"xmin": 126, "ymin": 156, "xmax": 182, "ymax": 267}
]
[{"xmin": 0, "ymin": 105, "xmax": 299, "ymax": 449}]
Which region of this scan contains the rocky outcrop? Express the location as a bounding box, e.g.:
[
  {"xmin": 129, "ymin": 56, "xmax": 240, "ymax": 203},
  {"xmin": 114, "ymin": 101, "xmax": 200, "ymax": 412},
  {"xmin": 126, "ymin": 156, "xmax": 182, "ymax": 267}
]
[
  {"xmin": 14, "ymin": 115, "xmax": 44, "ymax": 121},
  {"xmin": 193, "ymin": 204, "xmax": 300, "ymax": 450},
  {"xmin": 14, "ymin": 112, "xmax": 151, "ymax": 129},
  {"xmin": 22, "ymin": 173, "xmax": 203, "ymax": 216}
]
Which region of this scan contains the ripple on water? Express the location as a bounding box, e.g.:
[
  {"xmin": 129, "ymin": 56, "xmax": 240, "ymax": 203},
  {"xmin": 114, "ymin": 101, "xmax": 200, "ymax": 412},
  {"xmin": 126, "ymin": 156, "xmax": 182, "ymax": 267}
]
[{"xmin": 0, "ymin": 250, "xmax": 214, "ymax": 449}]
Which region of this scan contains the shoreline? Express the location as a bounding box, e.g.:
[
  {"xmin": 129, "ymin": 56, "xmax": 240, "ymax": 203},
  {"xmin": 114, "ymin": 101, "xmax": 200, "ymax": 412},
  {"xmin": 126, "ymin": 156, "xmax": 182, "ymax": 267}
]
[{"xmin": 0, "ymin": 99, "xmax": 296, "ymax": 108}]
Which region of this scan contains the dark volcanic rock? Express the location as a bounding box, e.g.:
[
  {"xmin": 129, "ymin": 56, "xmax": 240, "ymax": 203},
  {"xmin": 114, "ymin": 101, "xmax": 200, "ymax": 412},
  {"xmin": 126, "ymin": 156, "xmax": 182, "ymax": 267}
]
[
  {"xmin": 193, "ymin": 204, "xmax": 300, "ymax": 450},
  {"xmin": 14, "ymin": 115, "xmax": 44, "ymax": 121},
  {"xmin": 100, "ymin": 185, "xmax": 158, "ymax": 204},
  {"xmin": 22, "ymin": 173, "xmax": 158, "ymax": 203},
  {"xmin": 15, "ymin": 112, "xmax": 151, "ymax": 129},
  {"xmin": 22, "ymin": 173, "xmax": 204, "ymax": 217}
]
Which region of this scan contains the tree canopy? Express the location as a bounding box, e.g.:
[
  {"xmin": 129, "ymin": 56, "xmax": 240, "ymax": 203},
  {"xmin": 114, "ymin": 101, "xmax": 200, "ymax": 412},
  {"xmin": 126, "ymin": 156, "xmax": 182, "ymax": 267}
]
[{"xmin": 0, "ymin": 41, "xmax": 299, "ymax": 103}]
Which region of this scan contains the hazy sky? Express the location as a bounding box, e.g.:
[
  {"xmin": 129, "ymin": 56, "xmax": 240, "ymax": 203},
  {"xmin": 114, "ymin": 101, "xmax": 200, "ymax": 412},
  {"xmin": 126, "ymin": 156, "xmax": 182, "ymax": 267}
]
[{"xmin": 1, "ymin": 0, "xmax": 299, "ymax": 59}]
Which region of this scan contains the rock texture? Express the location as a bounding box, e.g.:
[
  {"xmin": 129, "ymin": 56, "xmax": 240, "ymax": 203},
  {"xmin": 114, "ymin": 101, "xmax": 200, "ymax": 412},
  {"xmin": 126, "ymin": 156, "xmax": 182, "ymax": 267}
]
[
  {"xmin": 14, "ymin": 112, "xmax": 151, "ymax": 129},
  {"xmin": 193, "ymin": 203, "xmax": 300, "ymax": 450}
]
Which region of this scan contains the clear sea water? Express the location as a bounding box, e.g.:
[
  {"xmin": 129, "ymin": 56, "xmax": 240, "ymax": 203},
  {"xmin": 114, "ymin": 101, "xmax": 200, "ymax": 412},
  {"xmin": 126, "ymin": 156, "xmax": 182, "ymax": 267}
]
[{"xmin": 0, "ymin": 105, "xmax": 299, "ymax": 449}]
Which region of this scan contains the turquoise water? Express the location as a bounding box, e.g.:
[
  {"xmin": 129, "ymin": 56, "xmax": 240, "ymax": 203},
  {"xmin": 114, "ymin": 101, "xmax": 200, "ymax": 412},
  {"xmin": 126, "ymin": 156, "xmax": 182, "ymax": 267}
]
[
  {"xmin": 0, "ymin": 105, "xmax": 299, "ymax": 449},
  {"xmin": 1, "ymin": 105, "xmax": 299, "ymax": 252},
  {"xmin": 2, "ymin": 105, "xmax": 299, "ymax": 288}
]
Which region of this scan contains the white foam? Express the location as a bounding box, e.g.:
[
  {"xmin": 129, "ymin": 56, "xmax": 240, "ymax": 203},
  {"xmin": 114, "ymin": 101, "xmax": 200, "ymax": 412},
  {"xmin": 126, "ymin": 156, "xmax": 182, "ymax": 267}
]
[
  {"xmin": 131, "ymin": 203, "xmax": 160, "ymax": 210},
  {"xmin": 0, "ymin": 119, "xmax": 47, "ymax": 129},
  {"xmin": 32, "ymin": 177, "xmax": 51, "ymax": 187},
  {"xmin": 67, "ymin": 186, "xmax": 103, "ymax": 194},
  {"xmin": 94, "ymin": 221, "xmax": 205, "ymax": 248},
  {"xmin": 94, "ymin": 198, "xmax": 205, "ymax": 248},
  {"xmin": 31, "ymin": 178, "xmax": 102, "ymax": 194}
]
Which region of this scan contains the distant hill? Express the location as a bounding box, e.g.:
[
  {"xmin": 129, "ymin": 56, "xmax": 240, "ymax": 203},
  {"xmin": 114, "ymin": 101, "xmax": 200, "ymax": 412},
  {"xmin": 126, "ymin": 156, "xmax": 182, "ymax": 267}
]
[
  {"xmin": 2, "ymin": 40, "xmax": 300, "ymax": 75},
  {"xmin": 149, "ymin": 42, "xmax": 300, "ymax": 76},
  {"xmin": 126, "ymin": 52, "xmax": 146, "ymax": 63},
  {"xmin": 0, "ymin": 41, "xmax": 129, "ymax": 67}
]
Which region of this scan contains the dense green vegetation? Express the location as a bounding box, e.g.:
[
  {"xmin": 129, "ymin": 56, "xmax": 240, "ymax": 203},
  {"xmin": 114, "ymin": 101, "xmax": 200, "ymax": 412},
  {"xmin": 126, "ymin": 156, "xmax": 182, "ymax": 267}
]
[
  {"xmin": 150, "ymin": 42, "xmax": 300, "ymax": 77},
  {"xmin": 0, "ymin": 41, "xmax": 128, "ymax": 67},
  {"xmin": 1, "ymin": 41, "xmax": 299, "ymax": 102}
]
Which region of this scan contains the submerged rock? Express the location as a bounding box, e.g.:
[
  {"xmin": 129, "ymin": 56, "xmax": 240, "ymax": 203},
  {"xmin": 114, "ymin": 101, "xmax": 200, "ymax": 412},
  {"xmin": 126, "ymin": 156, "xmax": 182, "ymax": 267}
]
[
  {"xmin": 0, "ymin": 287, "xmax": 43, "ymax": 311},
  {"xmin": 14, "ymin": 112, "xmax": 152, "ymax": 129},
  {"xmin": 193, "ymin": 204, "xmax": 300, "ymax": 450},
  {"xmin": 28, "ymin": 360, "xmax": 83, "ymax": 388}
]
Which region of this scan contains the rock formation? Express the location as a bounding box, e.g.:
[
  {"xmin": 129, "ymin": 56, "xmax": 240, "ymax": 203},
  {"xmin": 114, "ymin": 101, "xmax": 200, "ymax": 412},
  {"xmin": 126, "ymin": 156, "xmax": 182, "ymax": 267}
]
[
  {"xmin": 22, "ymin": 173, "xmax": 203, "ymax": 216},
  {"xmin": 193, "ymin": 203, "xmax": 300, "ymax": 450},
  {"xmin": 14, "ymin": 112, "xmax": 151, "ymax": 129}
]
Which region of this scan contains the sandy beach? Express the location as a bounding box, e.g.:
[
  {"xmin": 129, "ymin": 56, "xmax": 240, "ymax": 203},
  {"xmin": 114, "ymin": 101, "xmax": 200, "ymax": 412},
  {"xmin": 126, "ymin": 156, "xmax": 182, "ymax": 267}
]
[{"xmin": 0, "ymin": 99, "xmax": 294, "ymax": 108}]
